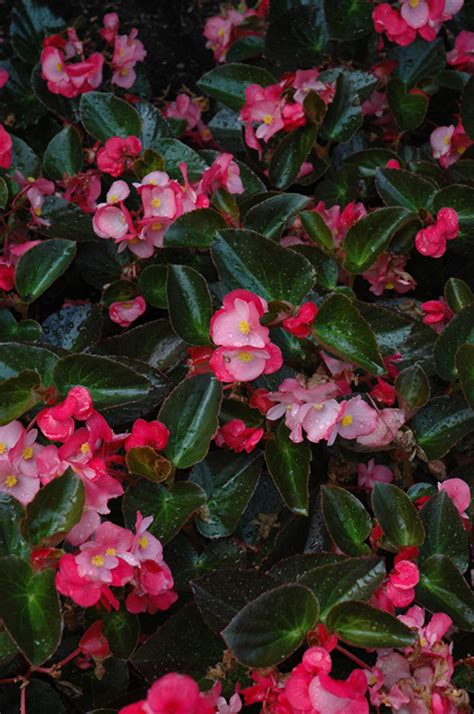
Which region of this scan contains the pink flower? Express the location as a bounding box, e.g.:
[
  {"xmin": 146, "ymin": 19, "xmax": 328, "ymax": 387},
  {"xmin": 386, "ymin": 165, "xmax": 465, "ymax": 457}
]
[
  {"xmin": 447, "ymin": 31, "xmax": 474, "ymax": 72},
  {"xmin": 281, "ymin": 101, "xmax": 306, "ymax": 131},
  {"xmin": 111, "ymin": 29, "xmax": 146, "ymax": 89},
  {"xmin": 358, "ymin": 459, "xmax": 393, "ymax": 490},
  {"xmin": 0, "ymin": 462, "xmax": 39, "ymax": 506},
  {"xmin": 326, "ymin": 396, "xmax": 378, "ymax": 446},
  {"xmin": 203, "ymin": 9, "xmax": 247, "ymax": 62},
  {"xmin": 215, "ymin": 419, "xmax": 264, "ymax": 453},
  {"xmin": 210, "ymin": 290, "xmax": 269, "ymax": 349},
  {"xmin": 373, "ymin": 4, "xmax": 416, "ymax": 46},
  {"xmin": 292, "ymin": 68, "xmax": 335, "ymax": 105},
  {"xmin": 415, "ymin": 207, "xmax": 459, "ymax": 258},
  {"xmin": 147, "ymin": 673, "xmax": 200, "ymax": 713},
  {"xmin": 210, "ymin": 344, "xmax": 283, "ymax": 383},
  {"xmin": 40, "ymin": 45, "xmax": 103, "ymax": 98},
  {"xmin": 240, "ymin": 84, "xmax": 285, "ymax": 152},
  {"xmin": 297, "ymin": 399, "xmax": 341, "ymax": 444},
  {"xmin": 56, "ymin": 553, "xmax": 105, "ymax": 607},
  {"xmin": 164, "ymin": 93, "xmax": 202, "ymax": 131},
  {"xmin": 363, "ymin": 253, "xmax": 415, "ymax": 296},
  {"xmin": 217, "ymin": 692, "xmax": 243, "ymax": 714},
  {"xmin": 400, "ymin": 0, "xmax": 430, "ymax": 29},
  {"xmin": 99, "ymin": 12, "xmax": 120, "ymax": 44},
  {"xmin": 93, "ymin": 203, "xmax": 134, "ymax": 241},
  {"xmin": 356, "ymin": 408, "xmax": 405, "ymax": 448},
  {"xmin": 64, "ymin": 170, "xmax": 101, "ymax": 213},
  {"xmin": 0, "ymin": 124, "xmax": 12, "ymax": 169},
  {"xmin": 312, "ymin": 200, "xmax": 367, "ymax": 247},
  {"xmin": 124, "ymin": 419, "xmax": 170, "ymax": 452},
  {"xmin": 140, "ymin": 182, "xmax": 182, "ymax": 221},
  {"xmin": 386, "ymin": 560, "xmax": 419, "ymax": 608},
  {"xmin": 282, "ymin": 302, "xmax": 318, "ymax": 338},
  {"xmin": 0, "ymin": 68, "xmax": 9, "ymax": 88},
  {"xmin": 430, "ymin": 121, "xmax": 472, "ymax": 168},
  {"xmin": 96, "ymin": 136, "xmax": 142, "ymax": 177},
  {"xmin": 37, "ymin": 387, "xmax": 94, "ymax": 442},
  {"xmin": 109, "ymin": 297, "xmax": 146, "ymax": 327},
  {"xmin": 200, "ymin": 153, "xmax": 244, "ymax": 195},
  {"xmin": 79, "ymin": 620, "xmax": 110, "ymax": 660},
  {"xmin": 420, "ymin": 298, "xmax": 453, "ymax": 332},
  {"xmin": 309, "ymin": 670, "xmax": 369, "ymax": 713},
  {"xmin": 438, "ymin": 478, "xmax": 471, "ymax": 518}
]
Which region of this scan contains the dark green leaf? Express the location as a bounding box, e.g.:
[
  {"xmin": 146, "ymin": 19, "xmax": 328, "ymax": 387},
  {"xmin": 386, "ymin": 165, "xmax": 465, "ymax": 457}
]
[
  {"xmin": 0, "ymin": 342, "xmax": 57, "ymax": 384},
  {"xmin": 269, "ymin": 124, "xmax": 318, "ymax": 190},
  {"xmin": 151, "ymin": 139, "xmax": 207, "ymax": 181},
  {"xmin": 0, "ymin": 61, "xmax": 45, "ymax": 130},
  {"xmin": 10, "ymin": 134, "xmax": 41, "ymax": 178},
  {"xmin": 419, "ymin": 492, "xmax": 469, "ymax": 573},
  {"xmin": 79, "ymin": 92, "xmax": 142, "ymax": 142},
  {"xmin": 43, "ymin": 126, "xmax": 83, "ymax": 180},
  {"xmin": 212, "ymin": 229, "xmax": 316, "ymax": 303},
  {"xmin": 244, "ymin": 193, "xmax": 310, "ymax": 240},
  {"xmin": 22, "ymin": 469, "xmax": 84, "ymax": 546},
  {"xmin": 265, "ymin": 6, "xmax": 328, "ymax": 70},
  {"xmin": 457, "ymin": 344, "xmax": 474, "ymax": 409},
  {"xmin": 159, "ymin": 373, "xmax": 222, "ymax": 469},
  {"xmin": 36, "ymin": 196, "xmax": 96, "ymax": 242},
  {"xmin": 30, "ymin": 63, "xmax": 79, "ymax": 122},
  {"xmin": 461, "ymin": 75, "xmax": 474, "ymax": 140},
  {"xmin": 322, "ymin": 485, "xmax": 371, "ymax": 556},
  {"xmin": 15, "ymin": 239, "xmax": 76, "ymax": 303},
  {"xmin": 395, "ymin": 363, "xmax": 430, "ymax": 412},
  {"xmin": 344, "ymin": 148, "xmax": 401, "ymax": 177},
  {"xmin": 416, "ymin": 555, "xmax": 474, "ymax": 630},
  {"xmin": 343, "ymin": 207, "xmax": 414, "ymax": 273},
  {"xmin": 387, "ymin": 78, "xmax": 428, "ymax": 131},
  {"xmin": 191, "ymin": 450, "xmax": 263, "ymax": 538},
  {"xmin": 314, "ymin": 294, "xmax": 385, "ymax": 375},
  {"xmin": 197, "ymin": 63, "xmax": 276, "ymax": 111},
  {"xmin": 265, "ymin": 423, "xmax": 311, "ymax": 515},
  {"xmin": 268, "ymin": 553, "xmax": 347, "ymax": 582},
  {"xmin": 413, "ymin": 395, "xmax": 474, "ymax": 460},
  {"xmin": 391, "ymin": 39, "xmax": 446, "ymax": 88},
  {"xmin": 324, "ymin": 0, "xmax": 372, "ymax": 40},
  {"xmin": 10, "ymin": 0, "xmax": 64, "ymax": 63},
  {"xmin": 327, "ymin": 601, "xmax": 416, "ymax": 647},
  {"xmin": 222, "ymin": 584, "xmax": 319, "ymax": 667},
  {"xmin": 434, "ymin": 304, "xmax": 474, "ymax": 381},
  {"xmin": 138, "ymin": 265, "xmax": 168, "ymax": 308},
  {"xmin": 431, "ymin": 184, "xmax": 474, "ymax": 233},
  {"xmin": 136, "ymin": 100, "xmax": 173, "ymax": 147},
  {"xmin": 0, "ymin": 369, "xmax": 42, "ymax": 425},
  {"xmin": 0, "ymin": 177, "xmax": 8, "ymax": 209},
  {"xmin": 166, "ymin": 265, "xmax": 212, "ymax": 345},
  {"xmin": 300, "ymin": 210, "xmax": 333, "ymax": 252},
  {"xmin": 0, "ymin": 495, "xmax": 29, "ymax": 558},
  {"xmin": 444, "ymin": 278, "xmax": 473, "ymax": 313},
  {"xmin": 102, "ymin": 610, "xmax": 139, "ymax": 660},
  {"xmin": 372, "ymin": 482, "xmax": 425, "ymax": 548},
  {"xmin": 42, "ymin": 304, "xmax": 102, "ymax": 352},
  {"xmin": 164, "ymin": 209, "xmax": 226, "ymax": 248},
  {"xmin": 0, "ymin": 556, "xmax": 61, "ymax": 665},
  {"xmin": 375, "ymin": 169, "xmax": 435, "ymax": 210}
]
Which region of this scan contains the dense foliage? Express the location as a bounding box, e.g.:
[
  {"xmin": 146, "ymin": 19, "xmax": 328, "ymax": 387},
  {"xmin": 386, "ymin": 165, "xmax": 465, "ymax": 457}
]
[{"xmin": 0, "ymin": 0, "xmax": 473, "ymax": 712}]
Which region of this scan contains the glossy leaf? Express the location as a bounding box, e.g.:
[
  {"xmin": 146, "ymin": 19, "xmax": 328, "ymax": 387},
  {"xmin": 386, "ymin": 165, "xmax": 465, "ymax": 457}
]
[
  {"xmin": 0, "ymin": 342, "xmax": 58, "ymax": 385},
  {"xmin": 36, "ymin": 196, "xmax": 96, "ymax": 242},
  {"xmin": 372, "ymin": 482, "xmax": 425, "ymax": 548},
  {"xmin": 43, "ymin": 126, "xmax": 83, "ymax": 180},
  {"xmin": 321, "ymin": 485, "xmax": 371, "ymax": 556},
  {"xmin": 265, "ymin": 6, "xmax": 328, "ymax": 70},
  {"xmin": 212, "ymin": 229, "xmax": 316, "ymax": 303},
  {"xmin": 151, "ymin": 139, "xmax": 207, "ymax": 181},
  {"xmin": 431, "ymin": 184, "xmax": 474, "ymax": 232},
  {"xmin": 320, "ymin": 74, "xmax": 363, "ymax": 143},
  {"xmin": 159, "ymin": 373, "xmax": 222, "ymax": 469},
  {"xmin": 395, "ymin": 363, "xmax": 431, "ymax": 412},
  {"xmin": 343, "ymin": 207, "xmax": 414, "ymax": 273},
  {"xmin": 327, "ymin": 601, "xmax": 416, "ymax": 648},
  {"xmin": 269, "ymin": 123, "xmax": 318, "ymax": 190},
  {"xmin": 10, "ymin": 0, "xmax": 64, "ymax": 63},
  {"xmin": 0, "ymin": 369, "xmax": 42, "ymax": 425},
  {"xmin": 387, "ymin": 78, "xmax": 428, "ymax": 131},
  {"xmin": 375, "ymin": 168, "xmax": 435, "ymax": 210},
  {"xmin": 123, "ymin": 480, "xmax": 206, "ymax": 544},
  {"xmin": 244, "ymin": 193, "xmax": 310, "ymax": 240},
  {"xmin": 191, "ymin": 450, "xmax": 263, "ymax": 538},
  {"xmin": 222, "ymin": 584, "xmax": 319, "ymax": 667},
  {"xmin": 314, "ymin": 294, "xmax": 385, "ymax": 375},
  {"xmin": 15, "ymin": 239, "xmax": 76, "ymax": 303},
  {"xmin": 324, "ymin": 0, "xmax": 372, "ymax": 40},
  {"xmin": 265, "ymin": 423, "xmax": 311, "ymax": 515},
  {"xmin": 457, "ymin": 344, "xmax": 474, "ymax": 409},
  {"xmin": 102, "ymin": 610, "xmax": 139, "ymax": 660},
  {"xmin": 0, "ymin": 556, "xmax": 62, "ymax": 665},
  {"xmin": 461, "ymin": 74, "xmax": 474, "ymax": 140},
  {"xmin": 22, "ymin": 469, "xmax": 84, "ymax": 546},
  {"xmin": 391, "ymin": 38, "xmax": 446, "ymax": 88},
  {"xmin": 126, "ymin": 447, "xmax": 172, "ymax": 483},
  {"xmin": 0, "ymin": 495, "xmax": 29, "ymax": 558},
  {"xmin": 138, "ymin": 265, "xmax": 168, "ymax": 308},
  {"xmin": 434, "ymin": 303, "xmax": 474, "ymax": 381},
  {"xmin": 413, "ymin": 395, "xmax": 474, "ymax": 460},
  {"xmin": 166, "ymin": 265, "xmax": 212, "ymax": 345},
  {"xmin": 444, "ymin": 278, "xmax": 473, "ymax": 313},
  {"xmin": 164, "ymin": 209, "xmax": 226, "ymax": 248},
  {"xmin": 197, "ymin": 63, "xmax": 276, "ymax": 111},
  {"xmin": 299, "ymin": 211, "xmax": 333, "ymax": 252},
  {"xmin": 80, "ymin": 92, "xmax": 141, "ymax": 142},
  {"xmin": 416, "ymin": 555, "xmax": 474, "ymax": 631},
  {"xmin": 419, "ymin": 491, "xmax": 469, "ymax": 573}
]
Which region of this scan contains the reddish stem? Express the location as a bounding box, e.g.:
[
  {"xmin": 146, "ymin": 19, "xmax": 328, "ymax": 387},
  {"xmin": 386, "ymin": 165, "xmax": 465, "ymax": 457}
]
[
  {"xmin": 335, "ymin": 644, "xmax": 372, "ymax": 672},
  {"xmin": 20, "ymin": 682, "xmax": 27, "ymax": 714}
]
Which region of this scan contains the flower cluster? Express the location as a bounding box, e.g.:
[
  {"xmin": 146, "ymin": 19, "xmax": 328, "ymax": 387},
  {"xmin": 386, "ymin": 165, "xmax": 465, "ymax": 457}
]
[
  {"xmin": 56, "ymin": 512, "xmax": 176, "ymax": 613},
  {"xmin": 373, "ymin": 0, "xmax": 464, "ymax": 46},
  {"xmin": 430, "ymin": 120, "xmax": 472, "ymax": 168},
  {"xmin": 209, "ymin": 290, "xmax": 283, "ymax": 382},
  {"xmin": 415, "ymin": 207, "xmax": 459, "ymax": 258},
  {"xmin": 119, "ymin": 672, "xmax": 225, "ymax": 714},
  {"xmin": 105, "ymin": 14, "xmax": 147, "ymax": 89},
  {"xmin": 203, "ymin": 3, "xmax": 258, "ymax": 63}
]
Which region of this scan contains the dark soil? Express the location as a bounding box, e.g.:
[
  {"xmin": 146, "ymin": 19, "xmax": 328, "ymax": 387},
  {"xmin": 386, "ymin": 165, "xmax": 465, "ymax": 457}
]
[{"xmin": 0, "ymin": 0, "xmax": 220, "ymax": 97}]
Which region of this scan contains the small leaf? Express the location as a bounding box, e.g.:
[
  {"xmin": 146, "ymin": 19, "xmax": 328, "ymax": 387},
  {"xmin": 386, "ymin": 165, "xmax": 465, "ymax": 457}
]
[
  {"xmin": 419, "ymin": 492, "xmax": 469, "ymax": 573},
  {"xmin": 269, "ymin": 124, "xmax": 318, "ymax": 190},
  {"xmin": 416, "ymin": 555, "xmax": 474, "ymax": 630},
  {"xmin": 126, "ymin": 447, "xmax": 172, "ymax": 483},
  {"xmin": 79, "ymin": 92, "xmax": 142, "ymax": 142},
  {"xmin": 299, "ymin": 211, "xmax": 333, "ymax": 252},
  {"xmin": 43, "ymin": 126, "xmax": 83, "ymax": 180},
  {"xmin": 0, "ymin": 556, "xmax": 62, "ymax": 665},
  {"xmin": 434, "ymin": 304, "xmax": 474, "ymax": 381},
  {"xmin": 322, "ymin": 486, "xmax": 371, "ymax": 556},
  {"xmin": 395, "ymin": 363, "xmax": 430, "ymax": 412},
  {"xmin": 123, "ymin": 480, "xmax": 206, "ymax": 544},
  {"xmin": 327, "ymin": 601, "xmax": 416, "ymax": 648},
  {"xmin": 191, "ymin": 450, "xmax": 262, "ymax": 538},
  {"xmin": 314, "ymin": 294, "xmax": 385, "ymax": 375},
  {"xmin": 166, "ymin": 265, "xmax": 212, "ymax": 345},
  {"xmin": 343, "ymin": 207, "xmax": 414, "ymax": 274},
  {"xmin": 320, "ymin": 74, "xmax": 363, "ymax": 143},
  {"xmin": 444, "ymin": 278, "xmax": 473, "ymax": 313},
  {"xmin": 22, "ymin": 469, "xmax": 84, "ymax": 546},
  {"xmin": 413, "ymin": 395, "xmax": 474, "ymax": 460},
  {"xmin": 197, "ymin": 63, "xmax": 276, "ymax": 111},
  {"xmin": 138, "ymin": 265, "xmax": 168, "ymax": 308},
  {"xmin": 457, "ymin": 344, "xmax": 474, "ymax": 409},
  {"xmin": 265, "ymin": 423, "xmax": 311, "ymax": 515},
  {"xmin": 164, "ymin": 209, "xmax": 226, "ymax": 248},
  {"xmin": 244, "ymin": 193, "xmax": 310, "ymax": 241},
  {"xmin": 387, "ymin": 78, "xmax": 428, "ymax": 131},
  {"xmin": 0, "ymin": 369, "xmax": 42, "ymax": 425},
  {"xmin": 15, "ymin": 239, "xmax": 76, "ymax": 303},
  {"xmin": 372, "ymin": 482, "xmax": 425, "ymax": 548},
  {"xmin": 159, "ymin": 373, "xmax": 222, "ymax": 469},
  {"xmin": 222, "ymin": 584, "xmax": 319, "ymax": 667}
]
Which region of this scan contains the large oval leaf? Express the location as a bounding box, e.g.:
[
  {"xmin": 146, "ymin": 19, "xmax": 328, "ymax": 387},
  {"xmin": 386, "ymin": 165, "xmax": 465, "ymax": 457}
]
[
  {"xmin": 372, "ymin": 482, "xmax": 425, "ymax": 548},
  {"xmin": 159, "ymin": 373, "xmax": 222, "ymax": 469},
  {"xmin": 327, "ymin": 601, "xmax": 416, "ymax": 648},
  {"xmin": 0, "ymin": 369, "xmax": 42, "ymax": 425},
  {"xmin": 419, "ymin": 491, "xmax": 469, "ymax": 573},
  {"xmin": 244, "ymin": 193, "xmax": 310, "ymax": 241},
  {"xmin": 15, "ymin": 239, "xmax": 76, "ymax": 303},
  {"xmin": 416, "ymin": 555, "xmax": 474, "ymax": 631},
  {"xmin": 222, "ymin": 584, "xmax": 319, "ymax": 667},
  {"xmin": 457, "ymin": 344, "xmax": 474, "ymax": 409},
  {"xmin": 413, "ymin": 395, "xmax": 474, "ymax": 460},
  {"xmin": 0, "ymin": 342, "xmax": 58, "ymax": 384},
  {"xmin": 321, "ymin": 485, "xmax": 371, "ymax": 556},
  {"xmin": 269, "ymin": 124, "xmax": 318, "ymax": 190},
  {"xmin": 265, "ymin": 424, "xmax": 311, "ymax": 516},
  {"xmin": 79, "ymin": 92, "xmax": 142, "ymax": 142},
  {"xmin": 0, "ymin": 556, "xmax": 62, "ymax": 665},
  {"xmin": 167, "ymin": 265, "xmax": 212, "ymax": 345},
  {"xmin": 43, "ymin": 126, "xmax": 83, "ymax": 180},
  {"xmin": 164, "ymin": 209, "xmax": 226, "ymax": 249},
  {"xmin": 375, "ymin": 168, "xmax": 435, "ymax": 210},
  {"xmin": 197, "ymin": 63, "xmax": 276, "ymax": 111},
  {"xmin": 343, "ymin": 207, "xmax": 414, "ymax": 273}
]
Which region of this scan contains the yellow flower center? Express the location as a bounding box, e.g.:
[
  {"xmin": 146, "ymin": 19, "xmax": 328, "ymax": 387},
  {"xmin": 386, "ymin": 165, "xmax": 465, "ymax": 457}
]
[
  {"xmin": 148, "ymin": 179, "xmax": 158, "ymax": 185},
  {"xmin": 151, "ymin": 222, "xmax": 162, "ymax": 231},
  {"xmin": 385, "ymin": 281, "xmax": 394, "ymax": 290},
  {"xmin": 262, "ymin": 114, "xmax": 273, "ymax": 125},
  {"xmin": 109, "ymin": 193, "xmax": 119, "ymax": 203},
  {"xmin": 0, "ymin": 442, "xmax": 7, "ymax": 454},
  {"xmin": 34, "ymin": 207, "xmax": 42, "ymax": 216},
  {"xmin": 122, "ymin": 301, "xmax": 133, "ymax": 309},
  {"xmin": 409, "ymin": 0, "xmax": 419, "ymax": 7},
  {"xmin": 239, "ymin": 320, "xmax": 250, "ymax": 335},
  {"xmin": 91, "ymin": 555, "xmax": 105, "ymax": 567},
  {"xmin": 237, "ymin": 352, "xmax": 254, "ymax": 363},
  {"xmin": 217, "ymin": 27, "xmax": 225, "ymax": 37},
  {"xmin": 313, "ymin": 403, "xmax": 324, "ymax": 411},
  {"xmin": 341, "ymin": 414, "xmax": 353, "ymax": 427},
  {"xmin": 105, "ymin": 548, "xmax": 116, "ymax": 556},
  {"xmin": 80, "ymin": 442, "xmax": 90, "ymax": 454},
  {"xmin": 22, "ymin": 447, "xmax": 33, "ymax": 460},
  {"xmin": 443, "ymin": 135, "xmax": 451, "ymax": 145},
  {"xmin": 129, "ymin": 237, "xmax": 140, "ymax": 245},
  {"xmin": 151, "ymin": 197, "xmax": 162, "ymax": 208},
  {"xmin": 138, "ymin": 536, "xmax": 149, "ymax": 549},
  {"xmin": 119, "ymin": 67, "xmax": 129, "ymax": 76},
  {"xmin": 56, "ymin": 62, "xmax": 63, "ymax": 72},
  {"xmin": 5, "ymin": 475, "xmax": 17, "ymax": 488},
  {"xmin": 457, "ymin": 145, "xmax": 466, "ymax": 154}
]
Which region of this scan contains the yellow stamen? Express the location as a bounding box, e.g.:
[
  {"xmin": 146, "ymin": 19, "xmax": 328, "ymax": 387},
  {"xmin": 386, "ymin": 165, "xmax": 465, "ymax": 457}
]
[
  {"xmin": 341, "ymin": 414, "xmax": 353, "ymax": 427},
  {"xmin": 109, "ymin": 193, "xmax": 119, "ymax": 203},
  {"xmin": 262, "ymin": 114, "xmax": 273, "ymax": 125},
  {"xmin": 122, "ymin": 301, "xmax": 133, "ymax": 309},
  {"xmin": 239, "ymin": 320, "xmax": 250, "ymax": 335},
  {"xmin": 385, "ymin": 281, "xmax": 394, "ymax": 290},
  {"xmin": 443, "ymin": 135, "xmax": 451, "ymax": 145},
  {"xmin": 119, "ymin": 67, "xmax": 128, "ymax": 76},
  {"xmin": 151, "ymin": 197, "xmax": 161, "ymax": 208},
  {"xmin": 313, "ymin": 403, "xmax": 324, "ymax": 411},
  {"xmin": 138, "ymin": 536, "xmax": 149, "ymax": 549},
  {"xmin": 5, "ymin": 475, "xmax": 17, "ymax": 488},
  {"xmin": 217, "ymin": 27, "xmax": 225, "ymax": 37},
  {"xmin": 129, "ymin": 237, "xmax": 140, "ymax": 245},
  {"xmin": 80, "ymin": 442, "xmax": 90, "ymax": 454},
  {"xmin": 91, "ymin": 555, "xmax": 105, "ymax": 567},
  {"xmin": 151, "ymin": 222, "xmax": 162, "ymax": 231},
  {"xmin": 22, "ymin": 447, "xmax": 33, "ymax": 460},
  {"xmin": 105, "ymin": 548, "xmax": 116, "ymax": 556},
  {"xmin": 33, "ymin": 207, "xmax": 42, "ymax": 216},
  {"xmin": 56, "ymin": 63, "xmax": 63, "ymax": 72},
  {"xmin": 0, "ymin": 442, "xmax": 7, "ymax": 454},
  {"xmin": 237, "ymin": 352, "xmax": 254, "ymax": 363},
  {"xmin": 457, "ymin": 145, "xmax": 466, "ymax": 154},
  {"xmin": 409, "ymin": 0, "xmax": 419, "ymax": 6}
]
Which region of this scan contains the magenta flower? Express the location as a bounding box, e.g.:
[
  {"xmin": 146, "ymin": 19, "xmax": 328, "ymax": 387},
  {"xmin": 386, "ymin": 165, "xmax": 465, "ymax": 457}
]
[{"xmin": 0, "ymin": 124, "xmax": 12, "ymax": 169}]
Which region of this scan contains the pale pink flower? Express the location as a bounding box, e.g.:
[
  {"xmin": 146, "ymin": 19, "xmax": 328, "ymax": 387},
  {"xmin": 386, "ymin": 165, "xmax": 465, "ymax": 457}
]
[
  {"xmin": 210, "ymin": 344, "xmax": 283, "ymax": 382},
  {"xmin": 0, "ymin": 462, "xmax": 39, "ymax": 505},
  {"xmin": 109, "ymin": 297, "xmax": 146, "ymax": 328},
  {"xmin": 164, "ymin": 93, "xmax": 202, "ymax": 131},
  {"xmin": 326, "ymin": 396, "xmax": 378, "ymax": 446},
  {"xmin": 358, "ymin": 459, "xmax": 393, "ymax": 490},
  {"xmin": 217, "ymin": 692, "xmax": 243, "ymax": 714},
  {"xmin": 356, "ymin": 408, "xmax": 405, "ymax": 448},
  {"xmin": 200, "ymin": 152, "xmax": 244, "ymax": 195},
  {"xmin": 438, "ymin": 477, "xmax": 471, "ymax": 518},
  {"xmin": 210, "ymin": 290, "xmax": 269, "ymax": 348},
  {"xmin": 363, "ymin": 253, "xmax": 416, "ymax": 296},
  {"xmin": 447, "ymin": 30, "xmax": 474, "ymax": 72},
  {"xmin": 309, "ymin": 670, "xmax": 369, "ymax": 713},
  {"xmin": 430, "ymin": 121, "xmax": 472, "ymax": 168},
  {"xmin": 293, "ymin": 68, "xmax": 335, "ymax": 104}
]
